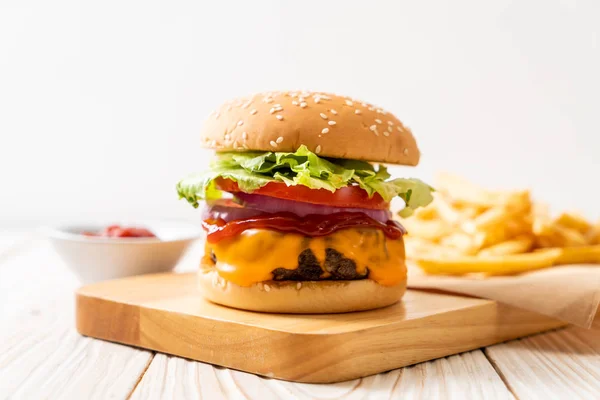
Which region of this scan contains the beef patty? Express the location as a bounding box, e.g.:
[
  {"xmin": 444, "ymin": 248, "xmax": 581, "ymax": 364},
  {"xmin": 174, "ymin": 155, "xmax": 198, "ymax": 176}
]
[
  {"xmin": 273, "ymin": 248, "xmax": 370, "ymax": 281},
  {"xmin": 209, "ymin": 248, "xmax": 369, "ymax": 281},
  {"xmin": 272, "ymin": 248, "xmax": 368, "ymax": 281}
]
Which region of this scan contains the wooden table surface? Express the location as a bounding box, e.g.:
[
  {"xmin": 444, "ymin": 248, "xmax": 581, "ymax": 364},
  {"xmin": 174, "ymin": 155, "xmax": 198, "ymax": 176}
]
[{"xmin": 1, "ymin": 230, "xmax": 599, "ymax": 399}]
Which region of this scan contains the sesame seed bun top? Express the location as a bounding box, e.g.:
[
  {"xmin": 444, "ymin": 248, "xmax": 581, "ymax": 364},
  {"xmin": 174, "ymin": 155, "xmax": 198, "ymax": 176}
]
[{"xmin": 200, "ymin": 91, "xmax": 420, "ymax": 166}]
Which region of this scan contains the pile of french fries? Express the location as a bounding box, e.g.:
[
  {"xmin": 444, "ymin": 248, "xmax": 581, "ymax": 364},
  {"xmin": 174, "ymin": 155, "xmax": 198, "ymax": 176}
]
[{"xmin": 399, "ymin": 173, "xmax": 600, "ymax": 275}]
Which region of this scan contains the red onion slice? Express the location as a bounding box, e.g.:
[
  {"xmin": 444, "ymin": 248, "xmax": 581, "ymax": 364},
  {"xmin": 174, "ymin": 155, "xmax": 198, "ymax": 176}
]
[
  {"xmin": 204, "ymin": 194, "xmax": 392, "ymax": 223},
  {"xmin": 201, "ymin": 202, "xmax": 265, "ymax": 222}
]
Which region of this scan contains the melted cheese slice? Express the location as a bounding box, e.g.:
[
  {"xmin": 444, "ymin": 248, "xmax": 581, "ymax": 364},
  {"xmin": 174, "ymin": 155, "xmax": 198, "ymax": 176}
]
[{"xmin": 204, "ymin": 229, "xmax": 406, "ymax": 287}]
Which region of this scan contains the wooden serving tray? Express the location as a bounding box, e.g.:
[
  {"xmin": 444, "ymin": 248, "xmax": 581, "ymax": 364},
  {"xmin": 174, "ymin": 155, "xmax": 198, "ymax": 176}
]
[{"xmin": 76, "ymin": 272, "xmax": 566, "ymax": 383}]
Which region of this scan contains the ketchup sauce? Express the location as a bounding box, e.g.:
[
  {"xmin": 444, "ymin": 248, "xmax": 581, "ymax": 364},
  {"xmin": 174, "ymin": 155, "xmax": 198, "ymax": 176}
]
[
  {"xmin": 82, "ymin": 225, "xmax": 156, "ymax": 238},
  {"xmin": 202, "ymin": 212, "xmax": 406, "ymax": 244}
]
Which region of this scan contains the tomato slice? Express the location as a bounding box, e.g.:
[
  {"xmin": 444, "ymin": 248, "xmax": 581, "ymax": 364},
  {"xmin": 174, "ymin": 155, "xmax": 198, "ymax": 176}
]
[{"xmin": 215, "ymin": 178, "xmax": 388, "ymax": 210}]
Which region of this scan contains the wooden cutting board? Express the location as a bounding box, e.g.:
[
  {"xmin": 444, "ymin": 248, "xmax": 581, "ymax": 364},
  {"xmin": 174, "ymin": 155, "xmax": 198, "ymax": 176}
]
[{"xmin": 76, "ymin": 272, "xmax": 566, "ymax": 383}]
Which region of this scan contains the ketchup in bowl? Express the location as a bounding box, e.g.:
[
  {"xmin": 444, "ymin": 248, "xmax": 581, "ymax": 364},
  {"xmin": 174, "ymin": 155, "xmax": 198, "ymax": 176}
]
[{"xmin": 82, "ymin": 225, "xmax": 157, "ymax": 238}]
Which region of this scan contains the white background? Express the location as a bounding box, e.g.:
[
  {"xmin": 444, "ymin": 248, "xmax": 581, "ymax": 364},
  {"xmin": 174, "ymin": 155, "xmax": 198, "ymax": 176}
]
[{"xmin": 1, "ymin": 0, "xmax": 599, "ymax": 227}]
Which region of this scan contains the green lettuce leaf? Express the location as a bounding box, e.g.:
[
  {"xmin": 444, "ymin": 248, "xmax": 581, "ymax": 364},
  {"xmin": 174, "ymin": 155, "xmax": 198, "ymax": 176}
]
[{"xmin": 176, "ymin": 145, "xmax": 434, "ymax": 215}]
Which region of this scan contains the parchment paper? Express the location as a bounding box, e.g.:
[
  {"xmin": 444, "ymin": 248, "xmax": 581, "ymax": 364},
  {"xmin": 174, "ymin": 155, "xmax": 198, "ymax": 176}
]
[{"xmin": 407, "ymin": 264, "xmax": 600, "ymax": 328}]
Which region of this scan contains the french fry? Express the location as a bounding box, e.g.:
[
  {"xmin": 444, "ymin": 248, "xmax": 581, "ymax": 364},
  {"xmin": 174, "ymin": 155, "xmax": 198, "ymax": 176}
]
[
  {"xmin": 553, "ymin": 225, "xmax": 588, "ymax": 247},
  {"xmin": 478, "ymin": 236, "xmax": 534, "ymax": 257},
  {"xmin": 404, "ymin": 237, "xmax": 465, "ymax": 259},
  {"xmin": 554, "ymin": 245, "xmax": 600, "ymax": 264},
  {"xmin": 398, "ymin": 172, "xmax": 599, "ymax": 275},
  {"xmin": 555, "ymin": 212, "xmax": 591, "ymax": 234},
  {"xmin": 585, "ymin": 223, "xmax": 600, "ymax": 245},
  {"xmin": 457, "ymin": 206, "xmax": 483, "ymax": 220},
  {"xmin": 532, "ymin": 202, "xmax": 553, "ymax": 237},
  {"xmin": 402, "ymin": 219, "xmax": 450, "ymax": 242},
  {"xmin": 461, "ymin": 207, "xmax": 508, "ymax": 234},
  {"xmin": 415, "ymin": 249, "xmax": 562, "ymax": 275},
  {"xmin": 433, "ymin": 196, "xmax": 463, "ymax": 225},
  {"xmin": 413, "ymin": 204, "xmax": 439, "ymax": 220},
  {"xmin": 440, "ymin": 232, "xmax": 484, "ymax": 255}
]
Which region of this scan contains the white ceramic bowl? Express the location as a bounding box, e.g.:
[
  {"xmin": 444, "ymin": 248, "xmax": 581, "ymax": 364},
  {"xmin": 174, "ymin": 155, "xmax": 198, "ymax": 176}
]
[{"xmin": 44, "ymin": 220, "xmax": 203, "ymax": 283}]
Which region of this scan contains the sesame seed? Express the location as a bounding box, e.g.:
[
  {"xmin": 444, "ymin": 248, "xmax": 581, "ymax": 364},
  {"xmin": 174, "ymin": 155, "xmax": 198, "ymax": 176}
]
[
  {"xmin": 368, "ymin": 107, "xmax": 374, "ymax": 111},
  {"xmin": 355, "ymin": 109, "xmax": 361, "ymax": 114},
  {"xmin": 224, "ymin": 134, "xmax": 230, "ymax": 141},
  {"xmin": 300, "ymin": 102, "xmax": 307, "ymax": 108},
  {"xmin": 314, "ymin": 97, "xmax": 321, "ymax": 103},
  {"xmin": 298, "ymin": 96, "xmax": 305, "ymax": 102},
  {"xmin": 320, "ymin": 113, "xmax": 328, "ymax": 119},
  {"xmin": 396, "ymin": 126, "xmax": 403, "ymax": 132},
  {"xmin": 242, "ymin": 143, "xmax": 248, "ymax": 149},
  {"xmin": 383, "ymin": 131, "xmax": 390, "ymax": 137},
  {"xmin": 376, "ymin": 109, "xmax": 383, "ymax": 114},
  {"xmin": 270, "ymin": 140, "xmax": 278, "ymax": 148},
  {"xmin": 362, "ymin": 102, "xmax": 368, "ymax": 107},
  {"xmin": 273, "ymin": 103, "xmax": 281, "ymax": 107},
  {"xmin": 242, "ymin": 131, "xmax": 248, "ymax": 140},
  {"xmin": 270, "ymin": 107, "xmax": 276, "ymax": 114},
  {"xmin": 375, "ymin": 119, "xmax": 382, "ymax": 124},
  {"xmin": 321, "ymin": 128, "xmax": 329, "ymax": 134},
  {"xmin": 403, "ymin": 148, "xmax": 409, "ymax": 155},
  {"xmin": 387, "ymin": 121, "xmax": 394, "ymax": 126},
  {"xmin": 264, "ymin": 98, "xmax": 273, "ymax": 103},
  {"xmin": 250, "ymin": 109, "xmax": 257, "ymax": 115},
  {"xmin": 320, "ymin": 95, "xmax": 331, "ymax": 100},
  {"xmin": 330, "ymin": 109, "xmax": 338, "ymax": 115},
  {"xmin": 237, "ymin": 120, "xmax": 244, "ymax": 126},
  {"xmin": 296, "ymin": 282, "xmax": 302, "ymax": 290},
  {"xmin": 292, "ymin": 101, "xmax": 298, "ymax": 106},
  {"xmin": 276, "ymin": 136, "xmax": 284, "ymax": 143},
  {"xmin": 242, "ymin": 102, "xmax": 251, "ymax": 109},
  {"xmin": 211, "ymin": 140, "xmax": 217, "ymax": 147},
  {"xmin": 276, "ymin": 115, "xmax": 283, "ymax": 120},
  {"xmin": 226, "ymin": 105, "xmax": 232, "ymax": 112},
  {"xmin": 369, "ymin": 125, "xmax": 377, "ymax": 131},
  {"xmin": 345, "ymin": 100, "xmax": 353, "ymax": 106},
  {"xmin": 388, "ymin": 126, "xmax": 393, "ymax": 133},
  {"xmin": 315, "ymin": 145, "xmax": 322, "ymax": 154},
  {"xmin": 328, "ymin": 120, "xmax": 336, "ymax": 126},
  {"xmin": 264, "ymin": 284, "xmax": 271, "ymax": 292}
]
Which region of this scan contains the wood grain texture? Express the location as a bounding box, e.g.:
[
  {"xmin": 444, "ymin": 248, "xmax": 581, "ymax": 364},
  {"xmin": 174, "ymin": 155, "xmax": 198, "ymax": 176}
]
[
  {"xmin": 132, "ymin": 349, "xmax": 513, "ymax": 400},
  {"xmin": 76, "ymin": 272, "xmax": 566, "ymax": 383},
  {"xmin": 0, "ymin": 311, "xmax": 153, "ymax": 400},
  {"xmin": 0, "ymin": 237, "xmax": 154, "ymax": 400},
  {"xmin": 485, "ymin": 318, "xmax": 600, "ymax": 400}
]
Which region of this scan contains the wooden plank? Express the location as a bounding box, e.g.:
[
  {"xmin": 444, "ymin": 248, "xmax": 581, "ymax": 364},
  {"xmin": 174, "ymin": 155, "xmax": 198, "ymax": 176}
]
[
  {"xmin": 132, "ymin": 350, "xmax": 512, "ymax": 399},
  {"xmin": 0, "ymin": 314, "xmax": 154, "ymax": 399},
  {"xmin": 76, "ymin": 272, "xmax": 565, "ymax": 383},
  {"xmin": 485, "ymin": 319, "xmax": 600, "ymax": 399},
  {"xmin": 0, "ymin": 237, "xmax": 154, "ymax": 399}
]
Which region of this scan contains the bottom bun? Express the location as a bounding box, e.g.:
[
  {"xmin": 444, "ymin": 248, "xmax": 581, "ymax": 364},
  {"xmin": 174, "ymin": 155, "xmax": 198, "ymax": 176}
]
[{"xmin": 198, "ymin": 264, "xmax": 407, "ymax": 313}]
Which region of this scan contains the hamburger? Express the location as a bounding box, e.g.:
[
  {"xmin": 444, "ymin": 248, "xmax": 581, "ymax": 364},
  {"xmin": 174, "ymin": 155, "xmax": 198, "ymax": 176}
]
[{"xmin": 177, "ymin": 91, "xmax": 433, "ymax": 313}]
